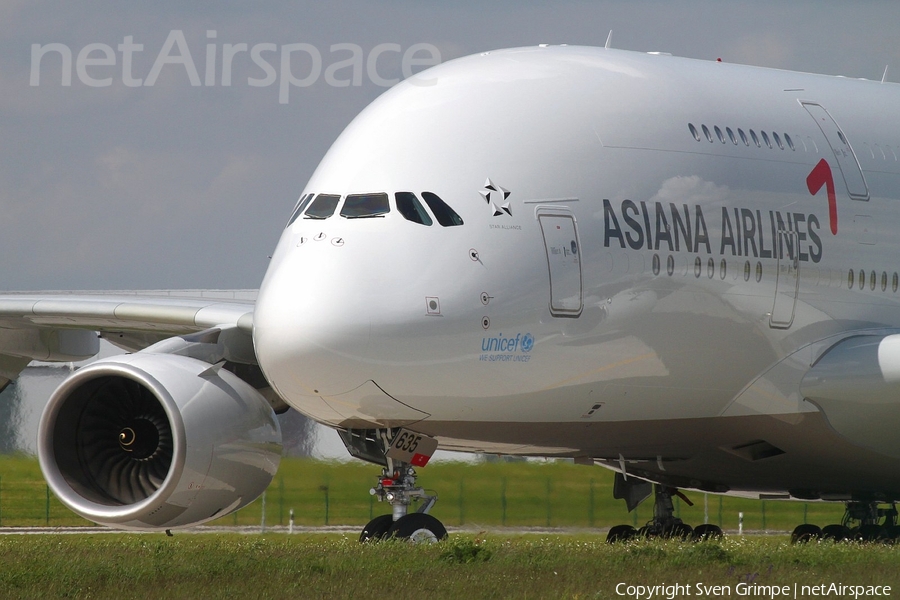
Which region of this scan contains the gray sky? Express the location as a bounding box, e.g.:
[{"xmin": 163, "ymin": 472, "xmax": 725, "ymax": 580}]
[{"xmin": 2, "ymin": 1, "xmax": 899, "ymax": 290}]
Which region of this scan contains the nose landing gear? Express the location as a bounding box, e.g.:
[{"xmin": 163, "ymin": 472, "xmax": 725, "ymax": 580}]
[
  {"xmin": 339, "ymin": 428, "xmax": 446, "ymax": 543},
  {"xmin": 362, "ymin": 462, "xmax": 445, "ymax": 542}
]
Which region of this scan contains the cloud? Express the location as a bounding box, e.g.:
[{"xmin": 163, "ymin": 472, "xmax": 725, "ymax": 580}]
[{"xmin": 651, "ymin": 176, "xmax": 732, "ymax": 208}]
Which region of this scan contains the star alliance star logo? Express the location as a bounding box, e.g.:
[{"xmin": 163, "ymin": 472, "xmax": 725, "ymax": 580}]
[{"xmin": 479, "ymin": 178, "xmax": 511, "ymax": 216}]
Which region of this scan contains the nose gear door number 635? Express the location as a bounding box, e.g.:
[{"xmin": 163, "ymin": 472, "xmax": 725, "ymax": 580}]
[{"xmin": 386, "ymin": 429, "xmax": 439, "ymax": 467}]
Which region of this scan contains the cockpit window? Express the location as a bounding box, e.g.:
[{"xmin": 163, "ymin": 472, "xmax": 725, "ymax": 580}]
[
  {"xmin": 395, "ymin": 192, "xmax": 433, "ymax": 226},
  {"xmin": 304, "ymin": 193, "xmax": 341, "ymax": 219},
  {"xmin": 341, "ymin": 193, "xmax": 390, "ymax": 218},
  {"xmin": 421, "ymin": 192, "xmax": 464, "ymax": 227},
  {"xmin": 286, "ymin": 193, "xmax": 314, "ymax": 228}
]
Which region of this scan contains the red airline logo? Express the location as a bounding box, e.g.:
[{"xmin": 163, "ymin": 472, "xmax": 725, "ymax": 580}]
[{"xmin": 806, "ymin": 158, "xmax": 837, "ymax": 235}]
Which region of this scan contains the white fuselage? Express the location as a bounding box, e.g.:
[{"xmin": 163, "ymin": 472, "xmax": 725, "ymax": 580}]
[{"xmin": 253, "ymin": 46, "xmax": 900, "ymax": 500}]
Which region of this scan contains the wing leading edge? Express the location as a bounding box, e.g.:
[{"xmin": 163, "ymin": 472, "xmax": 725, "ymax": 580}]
[{"xmin": 0, "ymin": 290, "xmax": 257, "ymax": 389}]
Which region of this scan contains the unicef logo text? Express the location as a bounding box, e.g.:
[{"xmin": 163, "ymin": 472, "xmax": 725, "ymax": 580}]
[
  {"xmin": 481, "ymin": 333, "xmax": 534, "ymax": 353},
  {"xmin": 480, "ymin": 333, "xmax": 534, "ymax": 363}
]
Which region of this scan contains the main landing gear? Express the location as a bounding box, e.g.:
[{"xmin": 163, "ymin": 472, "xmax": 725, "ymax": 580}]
[
  {"xmin": 792, "ymin": 502, "xmax": 900, "ymax": 543},
  {"xmin": 606, "ymin": 475, "xmax": 723, "ymax": 543},
  {"xmin": 339, "ymin": 428, "xmax": 447, "ymax": 544}
]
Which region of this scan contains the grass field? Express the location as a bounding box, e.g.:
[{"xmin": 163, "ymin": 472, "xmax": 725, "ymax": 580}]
[
  {"xmin": 1, "ymin": 533, "xmax": 898, "ymax": 599},
  {"xmin": 0, "ymin": 455, "xmax": 847, "ymax": 533}
]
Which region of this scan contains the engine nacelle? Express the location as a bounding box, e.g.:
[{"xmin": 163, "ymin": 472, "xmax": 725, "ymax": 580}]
[{"xmin": 38, "ymin": 353, "xmax": 282, "ymax": 530}]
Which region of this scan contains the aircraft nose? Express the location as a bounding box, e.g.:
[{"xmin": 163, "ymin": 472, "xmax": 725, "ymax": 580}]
[
  {"xmin": 253, "ymin": 230, "xmax": 451, "ymax": 427},
  {"xmin": 253, "ymin": 245, "xmax": 373, "ymax": 399}
]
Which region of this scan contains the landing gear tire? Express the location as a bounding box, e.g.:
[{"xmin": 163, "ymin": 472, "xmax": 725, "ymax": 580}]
[
  {"xmin": 387, "ymin": 513, "xmax": 448, "ymax": 544},
  {"xmin": 791, "ymin": 524, "xmax": 822, "ymax": 544},
  {"xmin": 360, "ymin": 514, "xmax": 394, "ymax": 543},
  {"xmin": 884, "ymin": 525, "xmax": 900, "ymax": 542},
  {"xmin": 691, "ymin": 524, "xmax": 723, "ymax": 541},
  {"xmin": 606, "ymin": 524, "xmax": 637, "ymax": 543},
  {"xmin": 857, "ymin": 524, "xmax": 889, "ymax": 543},
  {"xmin": 821, "ymin": 524, "xmax": 850, "ymax": 542}
]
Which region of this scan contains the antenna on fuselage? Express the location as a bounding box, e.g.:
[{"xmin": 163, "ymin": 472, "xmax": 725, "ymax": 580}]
[
  {"xmin": 882, "ymin": 65, "xmax": 889, "ymax": 83},
  {"xmin": 605, "ymin": 30, "xmax": 613, "ymax": 49}
]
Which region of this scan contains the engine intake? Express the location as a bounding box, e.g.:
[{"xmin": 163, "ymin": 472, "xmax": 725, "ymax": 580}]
[{"xmin": 39, "ymin": 353, "xmax": 282, "ymax": 530}]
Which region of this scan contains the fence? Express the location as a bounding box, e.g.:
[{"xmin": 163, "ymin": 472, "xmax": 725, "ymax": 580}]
[
  {"xmin": 0, "ymin": 478, "xmax": 87, "ymax": 526},
  {"xmin": 0, "ymin": 457, "xmax": 847, "ymax": 530}
]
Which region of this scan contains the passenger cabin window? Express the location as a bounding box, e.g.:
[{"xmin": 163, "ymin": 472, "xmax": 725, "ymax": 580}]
[
  {"xmin": 688, "ymin": 123, "xmax": 701, "ymax": 141},
  {"xmin": 773, "ymin": 132, "xmax": 784, "ymax": 150},
  {"xmin": 749, "ymin": 130, "xmax": 760, "ymax": 147},
  {"xmin": 726, "ymin": 127, "xmax": 737, "ymax": 145},
  {"xmin": 395, "ymin": 192, "xmax": 433, "ymax": 226},
  {"xmin": 341, "ymin": 193, "xmax": 390, "ymax": 218},
  {"xmin": 421, "ymin": 192, "xmax": 464, "ymax": 226},
  {"xmin": 304, "ymin": 193, "xmax": 341, "ymax": 219},
  {"xmin": 714, "ymin": 126, "xmax": 725, "ymax": 143},
  {"xmin": 286, "ymin": 193, "xmax": 314, "ymax": 227}
]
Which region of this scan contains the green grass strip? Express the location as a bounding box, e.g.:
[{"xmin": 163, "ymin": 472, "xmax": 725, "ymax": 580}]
[{"xmin": 1, "ymin": 533, "xmax": 899, "ymax": 599}]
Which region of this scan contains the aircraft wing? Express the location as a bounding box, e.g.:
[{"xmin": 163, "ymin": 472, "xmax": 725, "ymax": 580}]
[{"xmin": 0, "ymin": 290, "xmax": 257, "ymax": 389}]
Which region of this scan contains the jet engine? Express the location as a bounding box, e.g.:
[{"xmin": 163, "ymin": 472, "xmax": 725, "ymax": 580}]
[{"xmin": 38, "ymin": 353, "xmax": 282, "ymax": 530}]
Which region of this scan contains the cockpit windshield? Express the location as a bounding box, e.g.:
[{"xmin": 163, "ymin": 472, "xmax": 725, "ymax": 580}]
[
  {"xmin": 291, "ymin": 191, "xmax": 464, "ymax": 227},
  {"xmin": 285, "ymin": 193, "xmax": 314, "ymax": 228},
  {"xmin": 304, "ymin": 193, "xmax": 341, "ymax": 219},
  {"xmin": 340, "ymin": 193, "xmax": 390, "ymax": 218},
  {"xmin": 421, "ymin": 192, "xmax": 464, "ymax": 226},
  {"xmin": 395, "ymin": 192, "xmax": 433, "ymax": 226}
]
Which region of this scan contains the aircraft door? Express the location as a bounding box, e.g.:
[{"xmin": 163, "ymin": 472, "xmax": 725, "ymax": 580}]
[
  {"xmin": 770, "ymin": 230, "xmax": 799, "ymax": 329},
  {"xmin": 801, "ymin": 102, "xmax": 869, "ymax": 201},
  {"xmin": 537, "ymin": 209, "xmax": 583, "ymax": 317}
]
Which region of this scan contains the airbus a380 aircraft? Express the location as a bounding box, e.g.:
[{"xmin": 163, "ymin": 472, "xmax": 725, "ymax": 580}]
[{"xmin": 4, "ymin": 45, "xmax": 900, "ymax": 543}]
